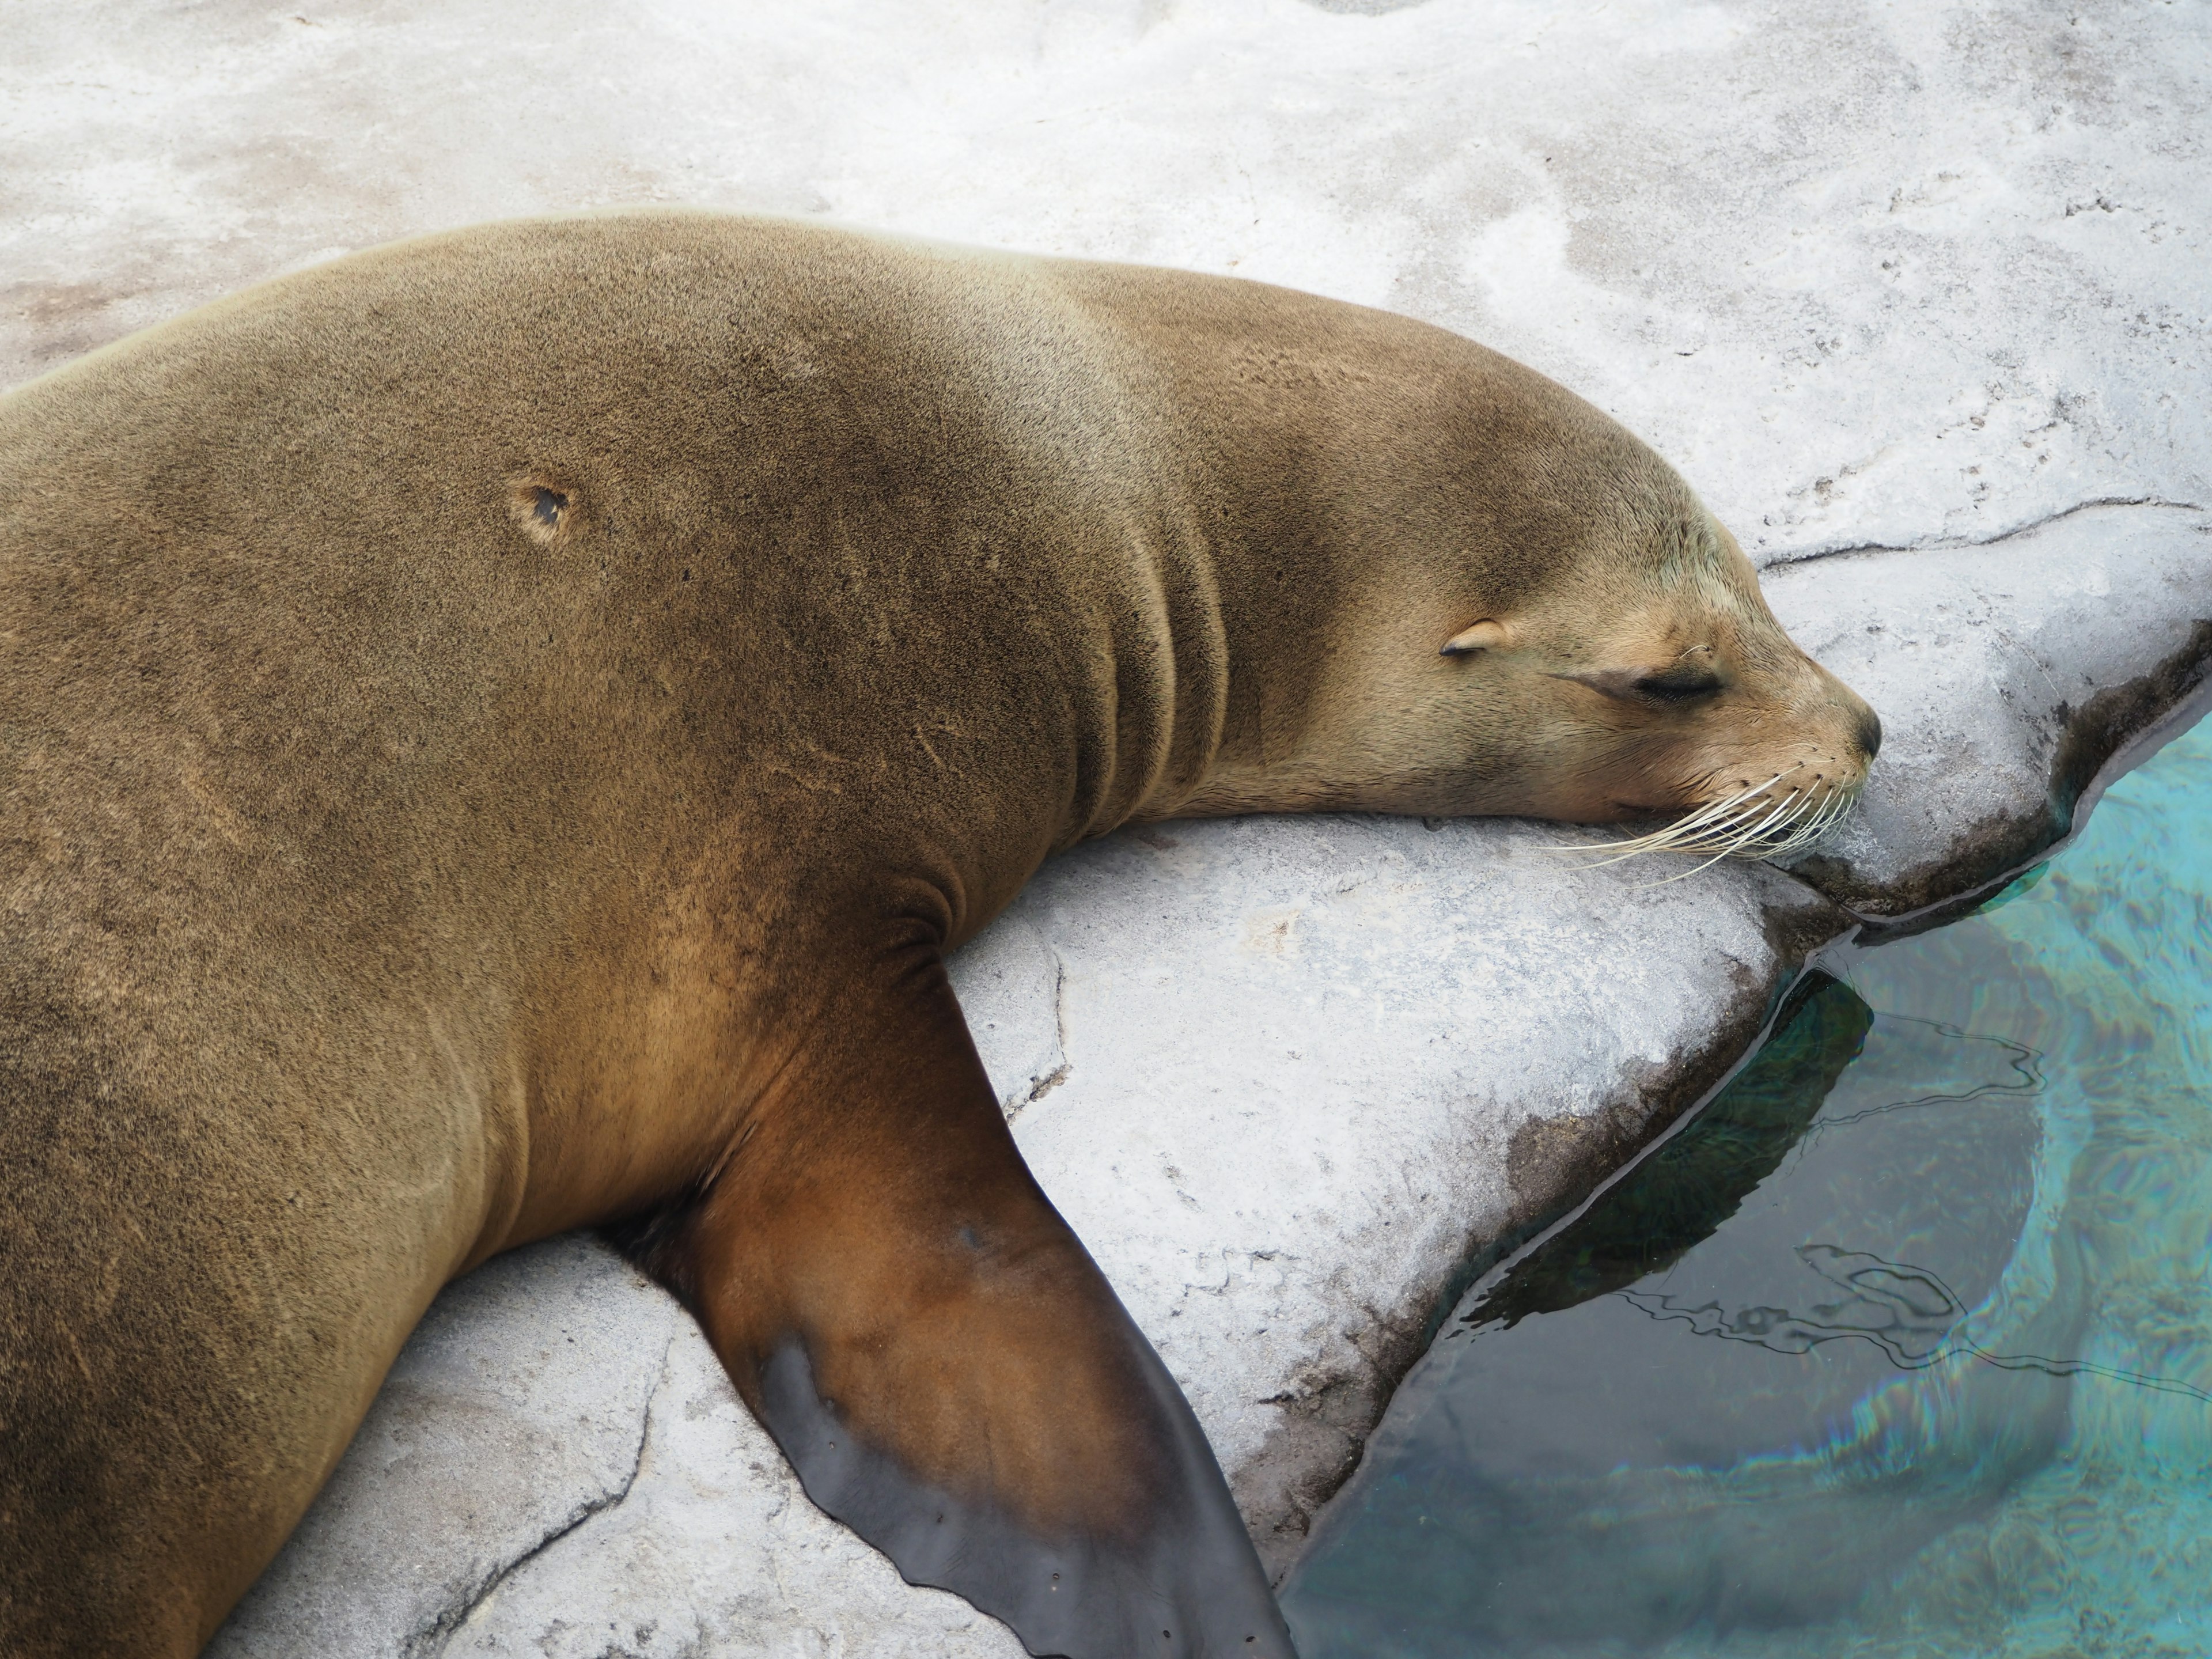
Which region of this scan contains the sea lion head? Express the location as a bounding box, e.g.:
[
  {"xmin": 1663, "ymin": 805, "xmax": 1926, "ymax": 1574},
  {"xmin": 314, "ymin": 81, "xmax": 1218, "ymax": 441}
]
[
  {"xmin": 1254, "ymin": 390, "xmax": 1881, "ymax": 863},
  {"xmin": 1430, "ymin": 502, "xmax": 1879, "ymax": 860}
]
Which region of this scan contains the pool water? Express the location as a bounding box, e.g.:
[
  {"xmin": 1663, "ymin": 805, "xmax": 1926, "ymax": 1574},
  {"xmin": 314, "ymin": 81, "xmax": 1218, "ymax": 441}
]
[{"xmin": 1283, "ymin": 718, "xmax": 2212, "ymax": 1657}]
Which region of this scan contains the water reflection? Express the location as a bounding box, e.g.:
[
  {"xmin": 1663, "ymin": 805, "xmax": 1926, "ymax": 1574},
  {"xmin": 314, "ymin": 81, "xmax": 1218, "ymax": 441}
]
[
  {"xmin": 1284, "ymin": 719, "xmax": 2212, "ymax": 1657},
  {"xmin": 1625, "ymin": 1243, "xmax": 1993, "ymax": 1368}
]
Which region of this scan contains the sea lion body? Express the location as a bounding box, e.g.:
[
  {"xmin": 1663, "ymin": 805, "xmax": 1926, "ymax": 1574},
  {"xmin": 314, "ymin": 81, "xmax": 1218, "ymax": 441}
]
[{"xmin": 0, "ymin": 214, "xmax": 1877, "ymax": 1657}]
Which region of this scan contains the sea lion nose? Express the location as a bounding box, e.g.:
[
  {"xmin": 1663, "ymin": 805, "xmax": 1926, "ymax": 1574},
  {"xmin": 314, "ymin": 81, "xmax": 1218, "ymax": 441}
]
[{"xmin": 1855, "ymin": 704, "xmax": 1883, "ymax": 762}]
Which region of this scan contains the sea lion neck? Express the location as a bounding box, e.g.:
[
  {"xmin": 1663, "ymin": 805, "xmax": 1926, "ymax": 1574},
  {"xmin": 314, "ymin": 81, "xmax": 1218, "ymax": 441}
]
[{"xmin": 1071, "ymin": 263, "xmax": 1562, "ymax": 817}]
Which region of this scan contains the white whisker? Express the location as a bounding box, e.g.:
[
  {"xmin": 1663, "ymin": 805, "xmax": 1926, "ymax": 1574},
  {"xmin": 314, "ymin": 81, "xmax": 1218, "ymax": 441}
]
[
  {"xmin": 1604, "ymin": 779, "xmax": 1804, "ymax": 863},
  {"xmin": 1540, "ymin": 766, "xmax": 1803, "ymax": 863},
  {"xmin": 1556, "ymin": 766, "xmax": 1863, "ymax": 881}
]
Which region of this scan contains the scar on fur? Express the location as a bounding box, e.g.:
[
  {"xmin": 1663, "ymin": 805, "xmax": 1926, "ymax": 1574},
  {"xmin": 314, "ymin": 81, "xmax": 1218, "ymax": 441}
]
[{"xmin": 510, "ymin": 478, "xmax": 576, "ymax": 546}]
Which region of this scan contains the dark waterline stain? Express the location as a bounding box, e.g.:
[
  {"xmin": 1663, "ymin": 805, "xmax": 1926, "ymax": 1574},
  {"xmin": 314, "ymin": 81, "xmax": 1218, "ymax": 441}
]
[{"xmin": 1459, "ymin": 974, "xmax": 1873, "ymax": 1336}]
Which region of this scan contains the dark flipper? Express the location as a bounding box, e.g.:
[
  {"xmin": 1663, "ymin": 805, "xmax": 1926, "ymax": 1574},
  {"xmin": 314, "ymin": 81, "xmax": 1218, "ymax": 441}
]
[{"xmin": 618, "ymin": 944, "xmax": 1295, "ymax": 1658}]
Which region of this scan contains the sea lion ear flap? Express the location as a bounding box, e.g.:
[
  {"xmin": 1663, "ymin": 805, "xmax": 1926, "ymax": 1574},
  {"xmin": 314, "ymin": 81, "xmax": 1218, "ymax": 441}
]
[{"xmin": 1440, "ymin": 619, "xmax": 1509, "ymax": 657}]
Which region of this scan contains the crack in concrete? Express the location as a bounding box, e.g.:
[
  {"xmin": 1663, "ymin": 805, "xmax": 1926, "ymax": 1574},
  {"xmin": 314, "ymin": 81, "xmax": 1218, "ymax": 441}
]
[
  {"xmin": 411, "ymin": 1325, "xmax": 677, "ymax": 1658},
  {"xmin": 1051, "ymin": 952, "xmax": 1070, "ymax": 1062},
  {"xmin": 1759, "ymin": 495, "xmax": 2208, "ymax": 570},
  {"xmin": 1019, "ymin": 1062, "xmax": 1071, "ymax": 1111},
  {"xmin": 1006, "ymin": 952, "xmax": 1073, "ymax": 1120}
]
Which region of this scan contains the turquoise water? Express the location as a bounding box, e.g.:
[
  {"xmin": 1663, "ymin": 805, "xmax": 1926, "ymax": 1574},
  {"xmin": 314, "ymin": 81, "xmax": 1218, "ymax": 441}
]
[{"xmin": 1284, "ymin": 719, "xmax": 2212, "ymax": 1657}]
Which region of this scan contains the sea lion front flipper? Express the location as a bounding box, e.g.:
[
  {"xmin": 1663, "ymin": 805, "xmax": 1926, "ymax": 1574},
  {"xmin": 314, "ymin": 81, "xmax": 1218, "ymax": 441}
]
[{"xmin": 616, "ymin": 944, "xmax": 1296, "ymax": 1659}]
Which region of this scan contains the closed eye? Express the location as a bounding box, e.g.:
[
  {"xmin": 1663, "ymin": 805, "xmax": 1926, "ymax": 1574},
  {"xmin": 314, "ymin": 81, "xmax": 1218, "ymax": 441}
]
[
  {"xmin": 1630, "ymin": 671, "xmax": 1725, "ymax": 704},
  {"xmin": 1557, "ymin": 666, "xmax": 1728, "ymax": 704}
]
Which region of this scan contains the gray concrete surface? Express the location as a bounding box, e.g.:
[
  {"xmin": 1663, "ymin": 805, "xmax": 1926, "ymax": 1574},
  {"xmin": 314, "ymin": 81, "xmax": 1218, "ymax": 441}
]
[{"xmin": 3, "ymin": 1, "xmax": 2205, "ymax": 1654}]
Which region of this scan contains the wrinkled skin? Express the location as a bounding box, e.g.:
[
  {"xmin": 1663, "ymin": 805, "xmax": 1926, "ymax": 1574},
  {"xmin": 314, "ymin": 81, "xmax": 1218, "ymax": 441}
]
[{"xmin": 0, "ymin": 213, "xmax": 1876, "ymax": 1659}]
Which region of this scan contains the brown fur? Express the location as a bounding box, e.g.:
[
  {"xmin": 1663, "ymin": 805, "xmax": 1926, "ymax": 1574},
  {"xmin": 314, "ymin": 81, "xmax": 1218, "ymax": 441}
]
[{"xmin": 0, "ymin": 211, "xmax": 1874, "ymax": 1656}]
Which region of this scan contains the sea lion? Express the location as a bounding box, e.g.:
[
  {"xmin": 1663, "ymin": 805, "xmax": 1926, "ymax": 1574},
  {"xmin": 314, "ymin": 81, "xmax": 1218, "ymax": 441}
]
[{"xmin": 0, "ymin": 211, "xmax": 1878, "ymax": 1658}]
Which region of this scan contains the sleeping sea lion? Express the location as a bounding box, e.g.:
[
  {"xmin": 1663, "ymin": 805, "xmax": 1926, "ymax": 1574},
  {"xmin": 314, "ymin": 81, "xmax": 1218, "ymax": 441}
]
[{"xmin": 0, "ymin": 211, "xmax": 1878, "ymax": 1658}]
